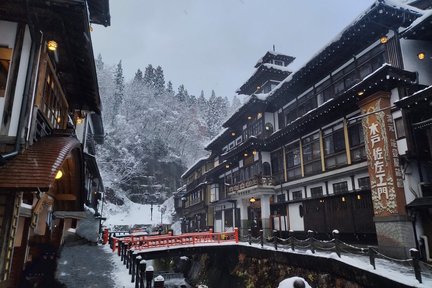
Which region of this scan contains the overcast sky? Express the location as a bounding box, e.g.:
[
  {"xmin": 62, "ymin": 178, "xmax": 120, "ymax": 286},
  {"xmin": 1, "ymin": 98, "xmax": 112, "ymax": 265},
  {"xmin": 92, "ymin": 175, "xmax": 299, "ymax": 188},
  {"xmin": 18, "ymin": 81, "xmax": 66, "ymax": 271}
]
[{"xmin": 92, "ymin": 0, "xmax": 374, "ymax": 99}]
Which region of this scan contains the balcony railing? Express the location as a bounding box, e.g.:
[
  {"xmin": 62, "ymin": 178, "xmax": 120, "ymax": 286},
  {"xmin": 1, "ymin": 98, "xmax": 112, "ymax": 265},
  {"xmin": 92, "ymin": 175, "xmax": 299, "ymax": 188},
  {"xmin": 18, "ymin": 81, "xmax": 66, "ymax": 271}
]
[{"xmin": 227, "ymin": 175, "xmax": 273, "ymax": 194}]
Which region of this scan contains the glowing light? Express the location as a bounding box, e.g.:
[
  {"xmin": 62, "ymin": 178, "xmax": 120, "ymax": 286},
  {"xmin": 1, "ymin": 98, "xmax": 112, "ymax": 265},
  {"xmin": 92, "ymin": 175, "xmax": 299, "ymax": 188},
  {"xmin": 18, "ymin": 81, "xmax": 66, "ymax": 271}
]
[
  {"xmin": 55, "ymin": 170, "xmax": 63, "ymax": 180},
  {"xmin": 417, "ymin": 52, "xmax": 426, "ymax": 60},
  {"xmin": 249, "ymin": 197, "xmax": 256, "ymax": 203},
  {"xmin": 47, "ymin": 40, "xmax": 58, "ymax": 51},
  {"xmin": 380, "ymin": 36, "xmax": 388, "ymax": 44}
]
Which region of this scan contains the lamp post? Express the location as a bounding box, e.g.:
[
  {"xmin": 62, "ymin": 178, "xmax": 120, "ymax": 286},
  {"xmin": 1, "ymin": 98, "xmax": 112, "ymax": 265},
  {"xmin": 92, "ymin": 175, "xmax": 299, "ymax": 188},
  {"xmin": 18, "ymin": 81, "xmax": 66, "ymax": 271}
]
[
  {"xmin": 159, "ymin": 205, "xmax": 166, "ymax": 226},
  {"xmin": 249, "ymin": 197, "xmax": 258, "ymax": 236}
]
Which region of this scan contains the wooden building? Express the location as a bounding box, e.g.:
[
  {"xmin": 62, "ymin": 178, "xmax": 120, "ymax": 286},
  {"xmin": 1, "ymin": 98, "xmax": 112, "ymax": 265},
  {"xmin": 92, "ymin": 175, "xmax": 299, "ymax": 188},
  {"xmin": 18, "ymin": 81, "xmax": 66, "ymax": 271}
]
[
  {"xmin": 0, "ymin": 0, "xmax": 109, "ymax": 286},
  {"xmin": 181, "ymin": 0, "xmax": 432, "ymax": 258}
]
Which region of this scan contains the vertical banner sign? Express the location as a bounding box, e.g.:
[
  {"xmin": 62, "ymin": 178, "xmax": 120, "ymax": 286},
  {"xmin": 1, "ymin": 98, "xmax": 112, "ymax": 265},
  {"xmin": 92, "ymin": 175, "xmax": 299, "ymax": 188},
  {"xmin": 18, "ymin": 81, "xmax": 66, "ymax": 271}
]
[{"xmin": 359, "ymin": 92, "xmax": 406, "ymax": 217}]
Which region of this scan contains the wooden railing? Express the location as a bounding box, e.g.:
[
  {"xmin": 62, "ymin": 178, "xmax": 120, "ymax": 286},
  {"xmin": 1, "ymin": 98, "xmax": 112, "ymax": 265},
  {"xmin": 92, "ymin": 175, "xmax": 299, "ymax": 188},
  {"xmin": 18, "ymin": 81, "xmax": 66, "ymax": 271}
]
[
  {"xmin": 110, "ymin": 228, "xmax": 239, "ymax": 252},
  {"xmin": 228, "ymin": 176, "xmax": 273, "ymax": 194}
]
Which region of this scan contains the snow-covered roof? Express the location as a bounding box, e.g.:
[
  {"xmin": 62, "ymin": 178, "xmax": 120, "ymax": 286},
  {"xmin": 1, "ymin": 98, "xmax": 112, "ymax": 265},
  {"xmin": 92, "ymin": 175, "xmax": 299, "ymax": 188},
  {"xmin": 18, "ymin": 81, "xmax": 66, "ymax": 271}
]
[
  {"xmin": 236, "ymin": 62, "xmax": 291, "ymax": 95},
  {"xmin": 255, "ymin": 50, "xmax": 295, "ymax": 67},
  {"xmin": 180, "ymin": 156, "xmax": 209, "ymax": 179},
  {"xmin": 204, "ymin": 127, "xmax": 229, "ymax": 150},
  {"xmin": 264, "ymin": 0, "xmax": 424, "ymax": 102}
]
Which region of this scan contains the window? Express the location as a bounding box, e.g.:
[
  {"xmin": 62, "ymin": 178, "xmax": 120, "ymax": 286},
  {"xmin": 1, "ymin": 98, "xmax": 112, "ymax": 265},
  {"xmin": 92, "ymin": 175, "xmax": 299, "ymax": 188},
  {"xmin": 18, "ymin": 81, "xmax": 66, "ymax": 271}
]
[
  {"xmin": 310, "ymin": 186, "xmax": 323, "ymax": 198},
  {"xmin": 210, "ymin": 184, "xmax": 219, "ymax": 202},
  {"xmin": 0, "ymin": 47, "xmax": 12, "ymax": 98},
  {"xmin": 323, "ymin": 123, "xmax": 347, "ymax": 169},
  {"xmin": 348, "ymin": 121, "xmax": 366, "ymax": 162},
  {"xmin": 41, "ymin": 66, "xmax": 68, "ymax": 129},
  {"xmin": 271, "ymin": 149, "xmax": 284, "ymax": 184},
  {"xmin": 302, "ymin": 133, "xmax": 322, "ymax": 176},
  {"xmin": 357, "ymin": 45, "xmax": 386, "ymax": 79},
  {"xmin": 394, "ymin": 118, "xmax": 406, "ymax": 139},
  {"xmin": 358, "ymin": 177, "xmax": 370, "ymax": 190},
  {"xmin": 277, "ymin": 193, "xmax": 286, "ymax": 202},
  {"xmin": 297, "ymin": 90, "xmax": 317, "ymax": 116},
  {"xmin": 278, "ymin": 110, "xmax": 285, "ymax": 129},
  {"xmin": 284, "ymin": 103, "xmax": 298, "ymax": 125},
  {"xmin": 333, "ymin": 181, "xmax": 348, "ymax": 194},
  {"xmin": 292, "ymin": 191, "xmax": 302, "ymax": 200},
  {"xmin": 286, "ymin": 142, "xmax": 302, "ymax": 180}
]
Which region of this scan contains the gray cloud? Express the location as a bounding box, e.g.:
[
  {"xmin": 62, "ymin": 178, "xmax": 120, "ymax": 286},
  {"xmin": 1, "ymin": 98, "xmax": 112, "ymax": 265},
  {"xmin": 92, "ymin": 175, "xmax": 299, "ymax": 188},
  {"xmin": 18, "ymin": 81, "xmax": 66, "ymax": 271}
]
[{"xmin": 92, "ymin": 0, "xmax": 372, "ymax": 98}]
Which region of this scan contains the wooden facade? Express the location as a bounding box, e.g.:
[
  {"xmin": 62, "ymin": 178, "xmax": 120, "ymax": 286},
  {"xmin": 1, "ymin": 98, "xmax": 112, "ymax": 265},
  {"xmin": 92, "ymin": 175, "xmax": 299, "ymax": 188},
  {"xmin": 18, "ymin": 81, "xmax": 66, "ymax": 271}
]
[
  {"xmin": 0, "ymin": 0, "xmax": 110, "ymax": 286},
  {"xmin": 180, "ymin": 1, "xmax": 432, "ymax": 257}
]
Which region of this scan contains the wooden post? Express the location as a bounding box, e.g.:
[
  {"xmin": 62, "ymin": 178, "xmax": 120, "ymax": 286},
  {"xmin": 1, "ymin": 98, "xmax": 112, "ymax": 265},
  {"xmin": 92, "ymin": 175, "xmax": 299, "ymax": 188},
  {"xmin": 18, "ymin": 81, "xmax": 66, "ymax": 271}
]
[
  {"xmin": 139, "ymin": 260, "xmax": 147, "ymax": 288},
  {"xmin": 234, "ymin": 227, "xmax": 239, "ymax": 243},
  {"xmin": 369, "ymin": 248, "xmax": 376, "ymax": 270},
  {"xmin": 308, "ymin": 230, "xmax": 315, "ymax": 254},
  {"xmin": 131, "ymin": 252, "xmax": 137, "ymax": 282},
  {"xmin": 289, "ymin": 230, "xmax": 295, "ymax": 251},
  {"xmin": 332, "ymin": 229, "xmax": 341, "ymax": 258},
  {"xmin": 154, "ymin": 275, "xmax": 165, "ymax": 288},
  {"xmin": 410, "ymin": 248, "xmax": 422, "ymax": 283},
  {"xmin": 260, "ymin": 229, "xmax": 264, "ymax": 248},
  {"xmin": 273, "ymin": 230, "xmax": 278, "ymax": 250},
  {"xmin": 135, "ymin": 256, "xmax": 142, "ymax": 288},
  {"xmin": 145, "ymin": 266, "xmax": 154, "ymax": 288}
]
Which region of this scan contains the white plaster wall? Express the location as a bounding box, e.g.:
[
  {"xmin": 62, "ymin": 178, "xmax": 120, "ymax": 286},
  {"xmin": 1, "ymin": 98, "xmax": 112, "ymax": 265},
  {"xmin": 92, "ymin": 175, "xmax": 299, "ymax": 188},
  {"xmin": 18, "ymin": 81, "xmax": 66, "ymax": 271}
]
[
  {"xmin": 288, "ymin": 202, "xmax": 304, "ymax": 231},
  {"xmin": 327, "ymin": 176, "xmax": 353, "ymax": 194},
  {"xmin": 396, "ymin": 139, "xmax": 408, "ymax": 155},
  {"xmin": 0, "ymin": 21, "xmax": 18, "ymax": 132},
  {"xmin": 274, "ymin": 111, "xmax": 279, "ymax": 131},
  {"xmin": 403, "ymin": 161, "xmax": 422, "ymax": 205},
  {"xmin": 390, "ymin": 88, "xmax": 400, "ymax": 106},
  {"xmin": 400, "ymin": 39, "xmax": 432, "ymax": 86},
  {"xmin": 264, "ymin": 112, "xmax": 274, "ymax": 128},
  {"xmin": 261, "ymin": 151, "xmax": 270, "ymax": 164},
  {"xmin": 9, "ymin": 25, "xmax": 31, "ymax": 137},
  {"xmin": 75, "ymin": 119, "xmax": 86, "ymax": 144}
]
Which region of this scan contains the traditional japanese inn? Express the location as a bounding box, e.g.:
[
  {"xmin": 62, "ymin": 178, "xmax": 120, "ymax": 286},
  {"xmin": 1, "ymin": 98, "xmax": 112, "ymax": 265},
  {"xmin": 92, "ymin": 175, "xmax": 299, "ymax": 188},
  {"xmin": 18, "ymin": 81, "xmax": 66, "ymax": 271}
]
[
  {"xmin": 0, "ymin": 0, "xmax": 109, "ymax": 286},
  {"xmin": 178, "ymin": 0, "xmax": 432, "ymax": 259}
]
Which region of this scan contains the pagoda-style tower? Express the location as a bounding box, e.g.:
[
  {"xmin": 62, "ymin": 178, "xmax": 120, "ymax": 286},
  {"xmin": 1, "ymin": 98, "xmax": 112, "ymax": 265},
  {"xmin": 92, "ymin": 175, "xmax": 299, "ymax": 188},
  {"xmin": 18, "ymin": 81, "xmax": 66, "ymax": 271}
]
[{"xmin": 237, "ymin": 51, "xmax": 294, "ymax": 96}]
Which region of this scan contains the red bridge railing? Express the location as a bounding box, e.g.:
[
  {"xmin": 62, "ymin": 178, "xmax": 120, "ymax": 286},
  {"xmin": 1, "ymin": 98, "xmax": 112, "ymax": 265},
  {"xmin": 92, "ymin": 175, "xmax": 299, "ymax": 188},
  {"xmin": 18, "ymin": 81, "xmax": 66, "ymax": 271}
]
[{"xmin": 111, "ymin": 228, "xmax": 239, "ymax": 252}]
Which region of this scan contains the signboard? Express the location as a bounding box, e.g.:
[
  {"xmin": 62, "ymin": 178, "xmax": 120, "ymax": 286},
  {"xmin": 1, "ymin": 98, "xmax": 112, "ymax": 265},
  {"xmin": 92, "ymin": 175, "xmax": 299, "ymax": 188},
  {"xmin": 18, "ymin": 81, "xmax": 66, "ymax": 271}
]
[{"xmin": 359, "ymin": 92, "xmax": 406, "ymax": 217}]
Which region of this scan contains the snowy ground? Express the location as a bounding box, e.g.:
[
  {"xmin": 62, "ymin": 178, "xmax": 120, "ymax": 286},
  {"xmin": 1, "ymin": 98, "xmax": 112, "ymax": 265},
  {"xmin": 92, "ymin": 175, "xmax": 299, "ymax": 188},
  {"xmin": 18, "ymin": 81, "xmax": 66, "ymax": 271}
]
[
  {"xmin": 102, "ymin": 195, "xmax": 175, "ymax": 229},
  {"xmin": 100, "ymin": 196, "xmax": 432, "ymax": 287},
  {"xmin": 242, "ymin": 242, "xmax": 432, "ymax": 288}
]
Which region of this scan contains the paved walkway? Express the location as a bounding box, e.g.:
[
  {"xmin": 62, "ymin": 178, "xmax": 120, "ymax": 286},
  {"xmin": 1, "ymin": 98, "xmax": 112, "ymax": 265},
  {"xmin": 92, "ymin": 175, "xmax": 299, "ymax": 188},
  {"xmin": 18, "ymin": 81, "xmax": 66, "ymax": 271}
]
[{"xmin": 56, "ymin": 233, "xmax": 116, "ymax": 288}]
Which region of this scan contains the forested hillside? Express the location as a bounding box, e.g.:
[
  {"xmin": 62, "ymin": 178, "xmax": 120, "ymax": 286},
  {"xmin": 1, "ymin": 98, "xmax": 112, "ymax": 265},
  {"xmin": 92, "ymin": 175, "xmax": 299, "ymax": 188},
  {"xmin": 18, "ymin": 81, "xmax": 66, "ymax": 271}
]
[{"xmin": 95, "ymin": 55, "xmax": 242, "ymax": 203}]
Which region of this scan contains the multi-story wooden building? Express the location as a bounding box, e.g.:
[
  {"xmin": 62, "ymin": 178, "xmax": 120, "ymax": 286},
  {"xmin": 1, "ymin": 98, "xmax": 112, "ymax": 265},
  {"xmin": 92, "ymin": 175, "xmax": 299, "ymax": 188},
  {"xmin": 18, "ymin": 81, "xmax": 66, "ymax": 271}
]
[
  {"xmin": 0, "ymin": 0, "xmax": 109, "ymax": 286},
  {"xmin": 181, "ymin": 0, "xmax": 432, "ymax": 258}
]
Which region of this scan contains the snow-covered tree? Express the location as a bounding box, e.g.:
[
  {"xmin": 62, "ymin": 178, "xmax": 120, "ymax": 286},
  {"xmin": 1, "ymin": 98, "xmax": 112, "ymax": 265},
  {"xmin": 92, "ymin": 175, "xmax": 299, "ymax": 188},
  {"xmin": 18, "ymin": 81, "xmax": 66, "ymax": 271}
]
[
  {"xmin": 166, "ymin": 81, "xmax": 174, "ymax": 96},
  {"xmin": 154, "ymin": 66, "xmax": 165, "ymax": 96},
  {"xmin": 143, "ymin": 64, "xmax": 155, "ymax": 88}
]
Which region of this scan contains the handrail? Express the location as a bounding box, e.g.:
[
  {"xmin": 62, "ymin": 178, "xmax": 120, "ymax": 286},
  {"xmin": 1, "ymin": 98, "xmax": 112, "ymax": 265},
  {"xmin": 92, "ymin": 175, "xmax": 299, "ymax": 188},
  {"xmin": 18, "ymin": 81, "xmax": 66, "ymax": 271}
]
[{"xmin": 110, "ymin": 228, "xmax": 239, "ymax": 252}]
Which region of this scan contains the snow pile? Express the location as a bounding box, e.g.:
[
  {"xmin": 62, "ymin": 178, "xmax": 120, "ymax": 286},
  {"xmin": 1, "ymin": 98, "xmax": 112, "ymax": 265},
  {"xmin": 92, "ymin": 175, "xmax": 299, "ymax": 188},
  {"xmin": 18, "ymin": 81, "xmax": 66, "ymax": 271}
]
[{"xmin": 278, "ymin": 277, "xmax": 311, "ymax": 288}]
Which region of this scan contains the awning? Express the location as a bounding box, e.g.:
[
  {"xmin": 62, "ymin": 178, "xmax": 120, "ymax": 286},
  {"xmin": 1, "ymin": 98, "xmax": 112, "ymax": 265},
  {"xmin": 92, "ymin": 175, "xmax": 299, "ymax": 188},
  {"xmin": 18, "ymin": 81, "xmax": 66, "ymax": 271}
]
[
  {"xmin": 0, "ymin": 135, "xmax": 81, "ymax": 191},
  {"xmin": 406, "ymin": 197, "xmax": 432, "ymax": 209}
]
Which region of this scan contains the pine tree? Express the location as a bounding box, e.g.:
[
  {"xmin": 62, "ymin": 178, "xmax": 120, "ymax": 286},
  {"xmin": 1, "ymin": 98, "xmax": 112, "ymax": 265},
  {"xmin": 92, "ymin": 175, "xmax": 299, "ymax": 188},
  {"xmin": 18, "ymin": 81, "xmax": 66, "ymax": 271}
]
[
  {"xmin": 154, "ymin": 66, "xmax": 166, "ymax": 96},
  {"xmin": 176, "ymin": 84, "xmax": 187, "ymax": 102},
  {"xmin": 113, "ymin": 60, "xmax": 125, "ymax": 123},
  {"xmin": 197, "ymin": 90, "xmax": 207, "ymax": 116},
  {"xmin": 95, "ymin": 53, "xmax": 104, "ymax": 71},
  {"xmin": 166, "ymin": 81, "xmax": 174, "ymax": 95},
  {"xmin": 143, "ymin": 64, "xmax": 155, "ymax": 88},
  {"xmin": 229, "ymin": 95, "xmax": 242, "ymax": 116},
  {"xmin": 134, "ymin": 69, "xmax": 143, "ymax": 83}
]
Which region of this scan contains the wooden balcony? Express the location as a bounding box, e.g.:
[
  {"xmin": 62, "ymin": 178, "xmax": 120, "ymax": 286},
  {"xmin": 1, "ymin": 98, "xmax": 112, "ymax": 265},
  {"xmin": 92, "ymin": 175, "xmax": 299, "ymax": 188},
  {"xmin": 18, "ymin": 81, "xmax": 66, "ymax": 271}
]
[{"xmin": 227, "ymin": 175, "xmax": 273, "ymax": 195}]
